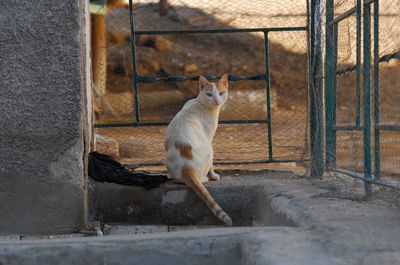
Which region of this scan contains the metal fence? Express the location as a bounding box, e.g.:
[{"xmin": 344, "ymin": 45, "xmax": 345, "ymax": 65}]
[
  {"xmin": 325, "ymin": 0, "xmax": 400, "ymax": 193},
  {"xmin": 91, "ymin": 0, "xmax": 400, "ymax": 194},
  {"xmin": 93, "ymin": 0, "xmax": 310, "ymax": 169}
]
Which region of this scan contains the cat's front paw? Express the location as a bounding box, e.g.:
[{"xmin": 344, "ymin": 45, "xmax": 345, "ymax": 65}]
[{"xmin": 208, "ymin": 172, "xmax": 220, "ymax": 181}]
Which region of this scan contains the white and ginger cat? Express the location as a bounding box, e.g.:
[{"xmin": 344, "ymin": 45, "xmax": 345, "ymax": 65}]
[{"xmin": 165, "ymin": 74, "xmax": 232, "ymax": 226}]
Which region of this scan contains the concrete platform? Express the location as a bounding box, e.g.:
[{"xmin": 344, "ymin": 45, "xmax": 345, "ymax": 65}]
[
  {"xmin": 91, "ymin": 170, "xmax": 296, "ymax": 226},
  {"xmin": 1, "ymin": 171, "xmax": 400, "ymax": 264}
]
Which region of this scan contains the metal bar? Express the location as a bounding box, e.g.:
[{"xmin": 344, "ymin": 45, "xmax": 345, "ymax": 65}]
[
  {"xmin": 215, "ymin": 159, "xmax": 309, "ymax": 165},
  {"xmin": 125, "ymin": 158, "xmax": 310, "ymax": 168},
  {"xmin": 138, "ymin": 73, "xmax": 266, "ymax": 84},
  {"xmin": 325, "ymin": 0, "xmax": 336, "ymax": 169},
  {"xmin": 363, "ymin": 0, "xmax": 372, "ymax": 194},
  {"xmin": 263, "ymin": 32, "xmax": 273, "ymax": 160},
  {"xmin": 135, "ymin": 27, "xmax": 308, "ymax": 35},
  {"xmin": 364, "ymin": 0, "xmax": 376, "ymax": 5},
  {"xmin": 376, "ymin": 124, "xmax": 400, "ymax": 131},
  {"xmin": 334, "ymin": 124, "xmax": 364, "ymax": 131},
  {"xmin": 378, "ymin": 50, "xmax": 400, "ymax": 62},
  {"xmin": 331, "ymin": 24, "xmax": 338, "ymax": 164},
  {"xmin": 128, "ymin": 0, "xmax": 141, "ymax": 124},
  {"xmin": 333, "ymin": 167, "xmax": 371, "ymax": 182},
  {"xmin": 373, "ymin": 0, "xmax": 380, "ymax": 179},
  {"xmin": 335, "ymin": 50, "xmax": 400, "ymax": 76},
  {"xmin": 332, "ymin": 168, "xmax": 400, "ymax": 191},
  {"xmin": 94, "ymin": 119, "xmax": 269, "ymax": 128},
  {"xmin": 310, "ymin": 0, "xmax": 324, "ymax": 177},
  {"xmin": 336, "ymin": 65, "xmax": 357, "ymax": 75},
  {"xmin": 334, "ymin": 6, "xmax": 356, "ymax": 23},
  {"xmin": 356, "ymin": 0, "xmax": 361, "ymax": 127},
  {"xmin": 332, "ymin": 0, "xmax": 375, "ymax": 23}
]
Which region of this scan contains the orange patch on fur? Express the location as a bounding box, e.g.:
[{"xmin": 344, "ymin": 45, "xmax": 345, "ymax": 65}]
[
  {"xmin": 180, "ymin": 165, "xmax": 233, "ymax": 227},
  {"xmin": 217, "ymin": 83, "xmax": 228, "ymax": 92},
  {"xmin": 175, "ymin": 142, "xmax": 193, "ymax": 159},
  {"xmin": 180, "ymin": 165, "xmax": 203, "ymax": 193},
  {"xmin": 181, "ymin": 165, "xmax": 195, "ymax": 184}
]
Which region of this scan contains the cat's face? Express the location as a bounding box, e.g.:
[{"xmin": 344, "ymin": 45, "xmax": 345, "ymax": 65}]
[{"xmin": 198, "ymin": 74, "xmax": 229, "ymax": 108}]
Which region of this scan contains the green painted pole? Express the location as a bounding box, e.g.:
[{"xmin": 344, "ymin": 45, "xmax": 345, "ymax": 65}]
[
  {"xmin": 263, "ymin": 32, "xmax": 273, "ymax": 160},
  {"xmin": 363, "ymin": 0, "xmax": 372, "ymax": 194},
  {"xmin": 356, "ymin": 0, "xmax": 362, "ymax": 127},
  {"xmin": 325, "ymin": 0, "xmax": 336, "ymax": 169},
  {"xmin": 373, "ymin": 0, "xmax": 380, "ymax": 179},
  {"xmin": 129, "ymin": 0, "xmax": 141, "ymax": 125},
  {"xmin": 310, "ymin": 0, "xmax": 324, "ymax": 177}
]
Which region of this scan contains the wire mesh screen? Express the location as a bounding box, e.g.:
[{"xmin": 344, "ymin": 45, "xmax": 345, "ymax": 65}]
[
  {"xmin": 92, "ymin": 0, "xmax": 310, "ymax": 169},
  {"xmin": 330, "ymin": 0, "xmax": 400, "ymax": 181}
]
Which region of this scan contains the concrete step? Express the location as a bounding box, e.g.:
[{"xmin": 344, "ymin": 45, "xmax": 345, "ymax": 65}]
[
  {"xmin": 0, "ymin": 227, "xmax": 343, "ymax": 265},
  {"xmin": 103, "ymin": 224, "xmax": 223, "ymax": 235},
  {"xmin": 90, "ymin": 172, "xmax": 296, "ymax": 227},
  {"xmin": 3, "ymin": 172, "xmax": 400, "ymax": 264}
]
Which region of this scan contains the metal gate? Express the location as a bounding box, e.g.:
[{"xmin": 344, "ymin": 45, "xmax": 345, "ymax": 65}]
[
  {"xmin": 91, "ymin": 0, "xmax": 400, "ymax": 193},
  {"xmin": 94, "ymin": 0, "xmax": 311, "ymax": 168},
  {"xmin": 325, "ymin": 0, "xmax": 400, "ymax": 193}
]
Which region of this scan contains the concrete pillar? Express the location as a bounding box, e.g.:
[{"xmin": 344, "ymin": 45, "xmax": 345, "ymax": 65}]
[{"xmin": 0, "ymin": 0, "xmax": 91, "ymax": 235}]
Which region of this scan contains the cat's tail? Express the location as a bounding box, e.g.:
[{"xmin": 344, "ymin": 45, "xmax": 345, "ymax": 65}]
[{"xmin": 181, "ymin": 165, "xmax": 233, "ymax": 227}]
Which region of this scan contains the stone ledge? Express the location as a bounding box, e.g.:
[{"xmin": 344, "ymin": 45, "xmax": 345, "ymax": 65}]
[{"xmin": 2, "ymin": 171, "xmax": 400, "ymax": 265}]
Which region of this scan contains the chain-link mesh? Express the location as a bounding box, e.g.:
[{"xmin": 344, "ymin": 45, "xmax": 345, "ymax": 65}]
[
  {"xmin": 93, "ymin": 0, "xmax": 310, "ymax": 170},
  {"xmin": 331, "ymin": 0, "xmax": 400, "ymax": 180}
]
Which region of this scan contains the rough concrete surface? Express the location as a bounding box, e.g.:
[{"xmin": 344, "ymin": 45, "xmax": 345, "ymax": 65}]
[
  {"xmin": 0, "ymin": 1, "xmax": 88, "ymax": 234},
  {"xmin": 92, "ymin": 176, "xmax": 264, "ymax": 226},
  {"xmin": 1, "ymin": 171, "xmax": 400, "ymax": 264},
  {"xmin": 0, "ymin": 227, "xmax": 343, "ymax": 265}
]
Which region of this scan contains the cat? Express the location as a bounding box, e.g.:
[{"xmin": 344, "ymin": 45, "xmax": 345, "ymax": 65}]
[{"xmin": 164, "ymin": 74, "xmax": 232, "ymax": 226}]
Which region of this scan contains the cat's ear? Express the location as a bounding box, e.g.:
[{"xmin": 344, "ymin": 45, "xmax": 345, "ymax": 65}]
[
  {"xmin": 199, "ymin": 75, "xmax": 210, "ymax": 90},
  {"xmin": 218, "ymin": 74, "xmax": 229, "ymax": 91}
]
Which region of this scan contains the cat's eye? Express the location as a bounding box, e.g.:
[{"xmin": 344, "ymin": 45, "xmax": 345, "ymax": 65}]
[
  {"xmin": 206, "ymin": 93, "xmax": 213, "ymax": 97},
  {"xmin": 219, "ymin": 92, "xmax": 225, "ymax": 96}
]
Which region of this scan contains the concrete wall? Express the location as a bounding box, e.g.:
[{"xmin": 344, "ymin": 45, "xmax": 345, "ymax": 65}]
[{"xmin": 0, "ymin": 0, "xmax": 90, "ymax": 235}]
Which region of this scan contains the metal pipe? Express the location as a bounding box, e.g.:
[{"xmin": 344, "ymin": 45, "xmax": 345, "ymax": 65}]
[
  {"xmin": 129, "ymin": 0, "xmax": 141, "ymax": 124},
  {"xmin": 363, "ymin": 0, "xmax": 372, "ymax": 194},
  {"xmin": 376, "ymin": 124, "xmax": 400, "ymax": 131},
  {"xmin": 125, "ymin": 158, "xmax": 309, "ymax": 168},
  {"xmin": 138, "ymin": 73, "xmax": 266, "ymax": 83},
  {"xmin": 356, "ymin": 0, "xmax": 362, "ymax": 127},
  {"xmin": 335, "ymin": 50, "xmax": 400, "ymax": 76},
  {"xmin": 135, "ymin": 27, "xmax": 307, "ymax": 35},
  {"xmin": 309, "ymin": 0, "xmax": 324, "ymax": 177},
  {"xmin": 263, "ymin": 32, "xmax": 273, "ymax": 160},
  {"xmin": 333, "ymin": 168, "xmax": 400, "ymax": 191},
  {"xmin": 325, "ymin": 0, "xmax": 336, "ymax": 169},
  {"xmin": 332, "ymin": 23, "xmax": 338, "ymax": 164},
  {"xmin": 373, "ymin": 0, "xmax": 380, "ymax": 179},
  {"xmin": 334, "ymin": 6, "xmax": 356, "ymax": 23},
  {"xmin": 334, "ymin": 124, "xmax": 364, "ymax": 131},
  {"xmin": 364, "ymin": 0, "xmax": 377, "ymax": 5},
  {"xmin": 94, "ymin": 119, "xmax": 269, "ymax": 128}
]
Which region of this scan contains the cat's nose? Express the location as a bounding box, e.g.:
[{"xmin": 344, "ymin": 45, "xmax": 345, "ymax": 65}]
[{"xmin": 213, "ymin": 98, "xmax": 221, "ymax": 105}]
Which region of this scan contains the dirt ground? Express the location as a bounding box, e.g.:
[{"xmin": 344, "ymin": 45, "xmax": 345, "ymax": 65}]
[{"xmin": 94, "ymin": 1, "xmax": 400, "ymax": 177}]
